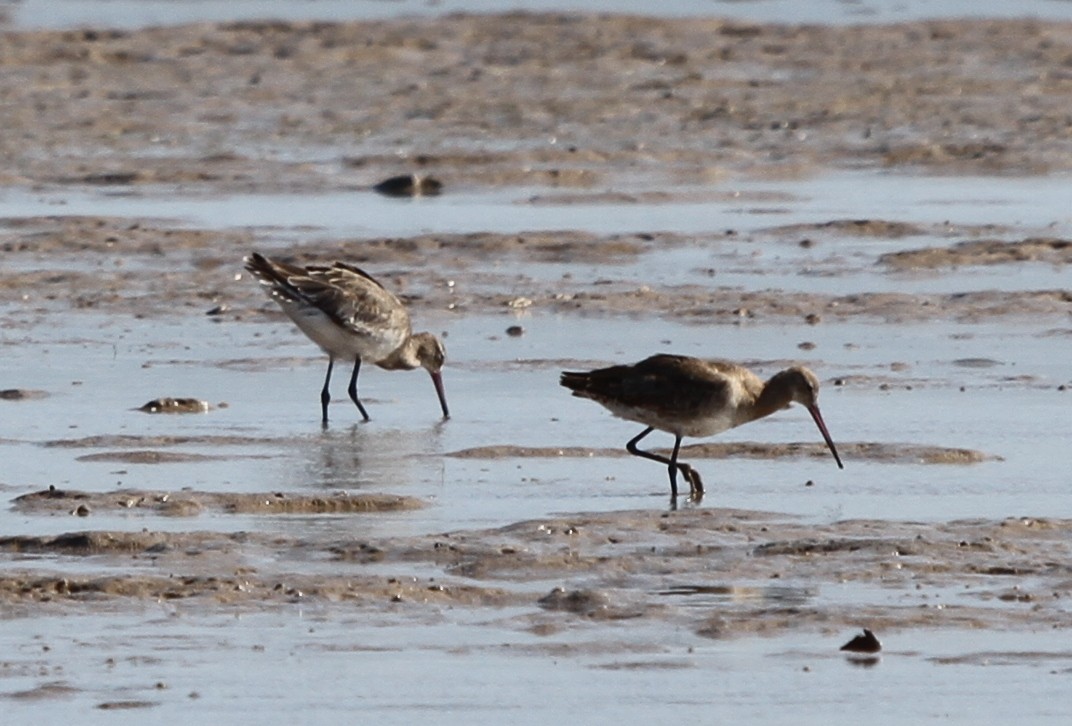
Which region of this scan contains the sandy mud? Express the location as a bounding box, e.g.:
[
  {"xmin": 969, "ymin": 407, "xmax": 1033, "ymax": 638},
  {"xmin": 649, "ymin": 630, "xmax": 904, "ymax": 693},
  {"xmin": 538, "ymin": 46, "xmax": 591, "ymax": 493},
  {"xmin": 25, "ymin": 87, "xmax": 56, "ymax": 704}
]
[
  {"xmin": 3, "ymin": 216, "xmax": 1070, "ymax": 327},
  {"xmin": 2, "ymin": 16, "xmax": 1072, "ymax": 189},
  {"xmin": 1, "ymin": 506, "xmax": 1069, "ymax": 641},
  {"xmin": 1, "ymin": 12, "xmax": 1071, "ymax": 673},
  {"xmin": 12, "ymin": 486, "xmax": 423, "ymax": 516}
]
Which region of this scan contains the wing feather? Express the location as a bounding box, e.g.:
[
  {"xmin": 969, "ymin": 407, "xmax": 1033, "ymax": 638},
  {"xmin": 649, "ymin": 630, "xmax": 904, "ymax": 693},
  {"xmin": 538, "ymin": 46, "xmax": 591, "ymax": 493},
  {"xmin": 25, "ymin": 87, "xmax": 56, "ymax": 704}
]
[{"xmin": 562, "ymin": 354, "xmax": 733, "ymax": 420}]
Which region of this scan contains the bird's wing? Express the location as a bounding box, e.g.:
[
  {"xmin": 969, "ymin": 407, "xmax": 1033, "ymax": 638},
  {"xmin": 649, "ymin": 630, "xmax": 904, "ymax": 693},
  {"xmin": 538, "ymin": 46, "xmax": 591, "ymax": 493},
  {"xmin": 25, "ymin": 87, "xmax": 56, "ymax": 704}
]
[
  {"xmin": 246, "ymin": 253, "xmax": 411, "ymax": 338},
  {"xmin": 567, "ymin": 354, "xmax": 733, "ymax": 419},
  {"xmin": 629, "ymin": 355, "xmax": 733, "ymax": 414},
  {"xmin": 298, "ymin": 265, "xmax": 410, "ymax": 337},
  {"xmin": 328, "ymin": 261, "xmax": 390, "ymax": 291}
]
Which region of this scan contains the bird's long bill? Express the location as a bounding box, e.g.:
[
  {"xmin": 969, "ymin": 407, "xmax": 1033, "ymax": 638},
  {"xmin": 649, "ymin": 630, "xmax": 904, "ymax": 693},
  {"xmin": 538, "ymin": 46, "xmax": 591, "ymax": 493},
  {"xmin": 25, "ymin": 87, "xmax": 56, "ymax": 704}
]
[
  {"xmin": 430, "ymin": 370, "xmax": 450, "ymax": 419},
  {"xmin": 807, "ymin": 404, "xmax": 844, "ymax": 469}
]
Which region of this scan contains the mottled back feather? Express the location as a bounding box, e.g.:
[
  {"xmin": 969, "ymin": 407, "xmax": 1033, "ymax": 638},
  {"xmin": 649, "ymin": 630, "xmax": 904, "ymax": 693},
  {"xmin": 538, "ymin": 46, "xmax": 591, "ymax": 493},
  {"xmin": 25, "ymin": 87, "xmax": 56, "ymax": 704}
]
[{"xmin": 245, "ymin": 253, "xmax": 411, "ymax": 341}]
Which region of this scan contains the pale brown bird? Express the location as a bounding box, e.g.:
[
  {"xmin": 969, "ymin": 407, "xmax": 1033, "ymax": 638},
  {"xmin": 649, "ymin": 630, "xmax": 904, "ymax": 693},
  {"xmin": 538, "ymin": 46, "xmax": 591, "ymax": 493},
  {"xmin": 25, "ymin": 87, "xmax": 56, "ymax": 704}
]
[{"xmin": 245, "ymin": 252, "xmax": 448, "ymax": 424}]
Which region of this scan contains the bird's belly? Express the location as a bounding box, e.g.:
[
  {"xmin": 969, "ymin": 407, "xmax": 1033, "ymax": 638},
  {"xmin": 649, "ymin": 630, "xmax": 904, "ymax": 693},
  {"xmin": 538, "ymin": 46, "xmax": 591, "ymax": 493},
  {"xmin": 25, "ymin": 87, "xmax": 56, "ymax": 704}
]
[
  {"xmin": 285, "ymin": 306, "xmax": 402, "ymax": 362},
  {"xmin": 603, "ymin": 403, "xmax": 735, "ymax": 439}
]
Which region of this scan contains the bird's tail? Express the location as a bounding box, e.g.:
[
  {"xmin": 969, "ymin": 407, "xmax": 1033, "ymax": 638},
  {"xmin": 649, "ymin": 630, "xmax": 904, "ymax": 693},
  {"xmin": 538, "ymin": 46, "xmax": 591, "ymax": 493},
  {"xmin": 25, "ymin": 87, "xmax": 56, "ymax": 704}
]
[
  {"xmin": 244, "ymin": 252, "xmax": 286, "ymax": 285},
  {"xmin": 244, "ymin": 252, "xmax": 310, "ymax": 305},
  {"xmin": 559, "ymin": 371, "xmax": 593, "ymax": 395}
]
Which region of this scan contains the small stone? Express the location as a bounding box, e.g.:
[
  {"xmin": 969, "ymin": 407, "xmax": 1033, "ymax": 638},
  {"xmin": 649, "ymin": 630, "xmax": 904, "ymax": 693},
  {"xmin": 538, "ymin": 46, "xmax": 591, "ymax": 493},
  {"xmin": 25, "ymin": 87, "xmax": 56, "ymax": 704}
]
[
  {"xmin": 840, "ymin": 628, "xmax": 882, "ymax": 653},
  {"xmin": 373, "ymin": 174, "xmax": 442, "ymax": 197},
  {"xmin": 0, "ymin": 388, "xmax": 48, "ymax": 401},
  {"xmin": 506, "ymin": 325, "xmax": 524, "ymax": 337},
  {"xmin": 137, "ymin": 397, "xmax": 210, "ymax": 414}
]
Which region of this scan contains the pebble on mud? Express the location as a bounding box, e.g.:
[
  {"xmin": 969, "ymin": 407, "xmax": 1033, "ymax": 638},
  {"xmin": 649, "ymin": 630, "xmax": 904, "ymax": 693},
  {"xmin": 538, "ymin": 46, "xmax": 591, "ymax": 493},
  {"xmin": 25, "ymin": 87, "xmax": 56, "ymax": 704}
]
[
  {"xmin": 538, "ymin": 587, "xmax": 610, "ymax": 615},
  {"xmin": 137, "ymin": 397, "xmax": 210, "ymax": 414},
  {"xmin": 0, "ymin": 388, "xmax": 49, "ymax": 400},
  {"xmin": 372, "ymin": 174, "xmax": 443, "ymax": 197}
]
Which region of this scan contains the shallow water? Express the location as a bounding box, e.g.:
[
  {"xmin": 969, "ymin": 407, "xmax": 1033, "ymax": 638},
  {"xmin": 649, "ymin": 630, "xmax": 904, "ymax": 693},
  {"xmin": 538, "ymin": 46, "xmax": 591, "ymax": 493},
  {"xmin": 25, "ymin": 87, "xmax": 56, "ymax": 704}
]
[
  {"xmin": 4, "ymin": 305, "xmax": 1069, "ymax": 536},
  {"xmin": 3, "ymin": 172, "xmax": 1070, "ymax": 237},
  {"xmin": 2, "ymin": 610, "xmax": 1071, "ymax": 725},
  {"xmin": 3, "ymin": 171, "xmax": 1070, "ymax": 529},
  {"xmin": 3, "ymin": 167, "xmax": 1072, "ymax": 721}
]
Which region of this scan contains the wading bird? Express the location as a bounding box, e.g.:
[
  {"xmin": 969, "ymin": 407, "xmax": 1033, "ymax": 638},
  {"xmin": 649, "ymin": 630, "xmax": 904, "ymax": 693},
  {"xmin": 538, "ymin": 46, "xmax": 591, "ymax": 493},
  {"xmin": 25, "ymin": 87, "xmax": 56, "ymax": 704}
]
[
  {"xmin": 245, "ymin": 252, "xmax": 449, "ymax": 424},
  {"xmin": 560, "ymin": 355, "xmax": 842, "ymax": 502}
]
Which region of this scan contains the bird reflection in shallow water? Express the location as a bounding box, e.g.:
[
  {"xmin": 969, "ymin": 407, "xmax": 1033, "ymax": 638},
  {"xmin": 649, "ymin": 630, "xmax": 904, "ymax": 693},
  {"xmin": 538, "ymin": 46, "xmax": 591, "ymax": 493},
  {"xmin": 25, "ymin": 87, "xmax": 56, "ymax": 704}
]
[{"xmin": 295, "ymin": 424, "xmax": 446, "ymax": 492}]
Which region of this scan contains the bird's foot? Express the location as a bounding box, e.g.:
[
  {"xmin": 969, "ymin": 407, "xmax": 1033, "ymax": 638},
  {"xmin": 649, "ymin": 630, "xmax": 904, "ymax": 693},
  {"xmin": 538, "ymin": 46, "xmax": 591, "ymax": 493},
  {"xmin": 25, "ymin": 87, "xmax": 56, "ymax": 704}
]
[{"xmin": 680, "ymin": 465, "xmax": 704, "ymax": 503}]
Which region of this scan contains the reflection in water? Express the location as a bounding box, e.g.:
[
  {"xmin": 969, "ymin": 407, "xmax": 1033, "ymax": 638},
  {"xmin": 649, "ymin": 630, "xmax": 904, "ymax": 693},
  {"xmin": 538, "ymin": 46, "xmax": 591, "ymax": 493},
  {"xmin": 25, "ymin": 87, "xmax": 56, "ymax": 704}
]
[
  {"xmin": 844, "ymin": 655, "xmax": 882, "ymax": 669},
  {"xmin": 658, "ymin": 583, "xmax": 816, "ymax": 607},
  {"xmin": 249, "ymin": 422, "xmax": 449, "ymax": 542},
  {"xmin": 296, "ymin": 422, "xmax": 447, "ymax": 492}
]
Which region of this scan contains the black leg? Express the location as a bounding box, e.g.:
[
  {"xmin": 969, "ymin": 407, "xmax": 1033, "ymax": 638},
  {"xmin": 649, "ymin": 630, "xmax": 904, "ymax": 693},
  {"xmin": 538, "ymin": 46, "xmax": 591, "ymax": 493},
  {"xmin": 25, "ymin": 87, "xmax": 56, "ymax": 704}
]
[
  {"xmin": 668, "ymin": 434, "xmax": 684, "ymax": 498},
  {"xmin": 347, "ymin": 358, "xmax": 371, "ymax": 421},
  {"xmin": 320, "ymin": 357, "xmax": 334, "ymax": 426},
  {"xmin": 625, "ymin": 427, "xmax": 704, "ymax": 501},
  {"xmin": 626, "ymin": 427, "xmax": 679, "ymax": 498},
  {"xmin": 669, "ymin": 435, "xmax": 703, "ymax": 500}
]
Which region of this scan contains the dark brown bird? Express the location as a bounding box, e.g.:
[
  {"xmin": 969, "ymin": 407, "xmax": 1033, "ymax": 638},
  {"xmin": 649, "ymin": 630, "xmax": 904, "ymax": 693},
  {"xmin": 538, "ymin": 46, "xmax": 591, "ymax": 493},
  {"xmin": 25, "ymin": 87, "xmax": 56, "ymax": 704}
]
[
  {"xmin": 560, "ymin": 355, "xmax": 843, "ymax": 501},
  {"xmin": 244, "ymin": 252, "xmax": 448, "ymax": 425}
]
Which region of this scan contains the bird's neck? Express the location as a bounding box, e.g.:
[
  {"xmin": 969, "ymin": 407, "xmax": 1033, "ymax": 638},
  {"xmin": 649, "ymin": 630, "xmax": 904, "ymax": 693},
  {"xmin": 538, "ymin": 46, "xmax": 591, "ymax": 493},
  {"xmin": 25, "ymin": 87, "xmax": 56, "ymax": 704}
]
[
  {"xmin": 376, "ymin": 336, "xmax": 420, "ymax": 371},
  {"xmin": 739, "ymin": 375, "xmax": 794, "ymax": 424}
]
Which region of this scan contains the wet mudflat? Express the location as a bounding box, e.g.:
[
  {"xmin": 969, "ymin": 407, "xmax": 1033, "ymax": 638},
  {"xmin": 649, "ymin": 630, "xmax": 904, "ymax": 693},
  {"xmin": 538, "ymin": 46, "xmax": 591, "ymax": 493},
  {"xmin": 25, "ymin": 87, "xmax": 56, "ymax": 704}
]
[{"xmin": 2, "ymin": 6, "xmax": 1072, "ymax": 723}]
